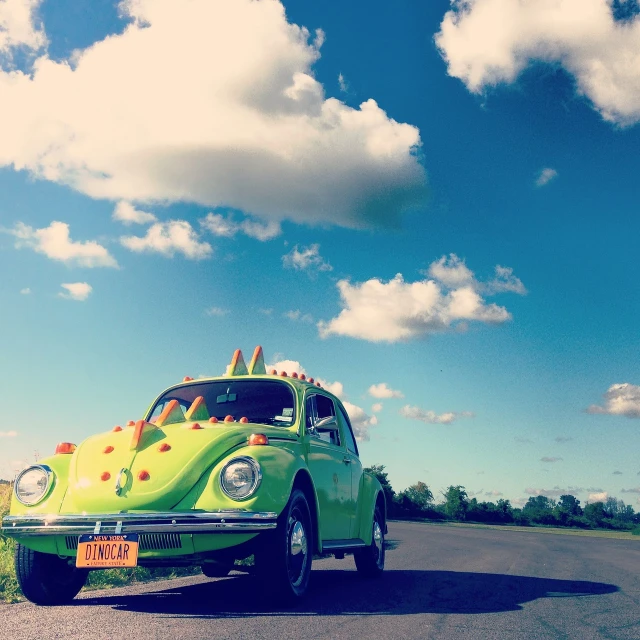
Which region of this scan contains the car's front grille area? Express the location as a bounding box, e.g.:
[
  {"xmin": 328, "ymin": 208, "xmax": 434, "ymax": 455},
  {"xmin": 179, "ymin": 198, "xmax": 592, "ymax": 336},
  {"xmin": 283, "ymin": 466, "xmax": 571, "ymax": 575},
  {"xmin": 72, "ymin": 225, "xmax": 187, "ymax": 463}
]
[
  {"xmin": 65, "ymin": 533, "xmax": 183, "ymax": 551},
  {"xmin": 65, "ymin": 535, "xmax": 79, "ymax": 550},
  {"xmin": 140, "ymin": 533, "xmax": 182, "ymax": 551}
]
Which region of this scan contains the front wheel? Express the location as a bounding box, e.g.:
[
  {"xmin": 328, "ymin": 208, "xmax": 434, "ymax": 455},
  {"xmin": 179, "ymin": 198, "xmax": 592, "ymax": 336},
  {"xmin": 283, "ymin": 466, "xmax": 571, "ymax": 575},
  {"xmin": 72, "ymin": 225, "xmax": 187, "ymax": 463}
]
[
  {"xmin": 15, "ymin": 544, "xmax": 88, "ymax": 605},
  {"xmin": 354, "ymin": 506, "xmax": 385, "ymax": 577},
  {"xmin": 255, "ymin": 488, "xmax": 313, "ymax": 603}
]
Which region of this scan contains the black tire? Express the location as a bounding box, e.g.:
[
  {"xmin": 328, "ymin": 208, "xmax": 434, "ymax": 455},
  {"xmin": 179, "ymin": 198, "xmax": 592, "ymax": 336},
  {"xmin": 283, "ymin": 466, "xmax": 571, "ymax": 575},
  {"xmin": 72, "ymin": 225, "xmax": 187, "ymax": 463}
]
[
  {"xmin": 354, "ymin": 506, "xmax": 385, "ymax": 578},
  {"xmin": 254, "ymin": 488, "xmax": 313, "ymax": 603},
  {"xmin": 15, "ymin": 544, "xmax": 88, "ymax": 605},
  {"xmin": 201, "ymin": 559, "xmax": 234, "ymax": 578}
]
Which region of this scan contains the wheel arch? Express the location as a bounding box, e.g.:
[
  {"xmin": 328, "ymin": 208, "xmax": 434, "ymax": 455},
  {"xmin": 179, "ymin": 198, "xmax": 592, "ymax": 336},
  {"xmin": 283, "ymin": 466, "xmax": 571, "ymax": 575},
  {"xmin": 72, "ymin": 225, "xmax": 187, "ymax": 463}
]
[{"xmin": 291, "ymin": 469, "xmax": 322, "ymax": 554}]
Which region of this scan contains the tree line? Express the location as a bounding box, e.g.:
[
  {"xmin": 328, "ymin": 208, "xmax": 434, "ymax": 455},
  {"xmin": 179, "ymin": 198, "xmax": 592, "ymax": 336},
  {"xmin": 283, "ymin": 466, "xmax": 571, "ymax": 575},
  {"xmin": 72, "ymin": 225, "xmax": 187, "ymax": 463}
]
[{"xmin": 366, "ymin": 465, "xmax": 640, "ymax": 531}]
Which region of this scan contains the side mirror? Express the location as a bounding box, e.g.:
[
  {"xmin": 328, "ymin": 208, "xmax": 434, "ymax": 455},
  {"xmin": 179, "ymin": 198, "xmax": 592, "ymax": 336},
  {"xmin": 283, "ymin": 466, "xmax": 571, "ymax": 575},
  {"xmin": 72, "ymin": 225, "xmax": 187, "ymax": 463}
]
[{"xmin": 315, "ymin": 415, "xmax": 338, "ymax": 432}]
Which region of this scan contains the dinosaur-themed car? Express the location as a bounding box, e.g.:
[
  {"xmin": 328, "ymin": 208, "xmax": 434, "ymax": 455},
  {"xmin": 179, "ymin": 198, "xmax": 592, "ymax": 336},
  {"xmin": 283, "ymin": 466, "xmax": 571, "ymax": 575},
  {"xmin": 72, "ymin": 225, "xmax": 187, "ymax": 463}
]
[{"xmin": 2, "ymin": 346, "xmax": 386, "ymax": 605}]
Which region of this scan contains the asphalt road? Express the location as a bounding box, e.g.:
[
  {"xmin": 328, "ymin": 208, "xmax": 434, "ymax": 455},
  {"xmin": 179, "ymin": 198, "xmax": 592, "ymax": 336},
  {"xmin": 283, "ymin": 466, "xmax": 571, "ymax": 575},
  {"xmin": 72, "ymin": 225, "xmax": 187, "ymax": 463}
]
[{"xmin": 2, "ymin": 521, "xmax": 639, "ymax": 640}]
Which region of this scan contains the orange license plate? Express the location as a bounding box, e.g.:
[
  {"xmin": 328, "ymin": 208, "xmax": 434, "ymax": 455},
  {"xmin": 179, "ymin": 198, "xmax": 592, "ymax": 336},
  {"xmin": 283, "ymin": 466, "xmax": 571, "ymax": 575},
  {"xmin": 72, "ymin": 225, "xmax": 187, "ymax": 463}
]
[{"xmin": 76, "ymin": 533, "xmax": 139, "ymax": 568}]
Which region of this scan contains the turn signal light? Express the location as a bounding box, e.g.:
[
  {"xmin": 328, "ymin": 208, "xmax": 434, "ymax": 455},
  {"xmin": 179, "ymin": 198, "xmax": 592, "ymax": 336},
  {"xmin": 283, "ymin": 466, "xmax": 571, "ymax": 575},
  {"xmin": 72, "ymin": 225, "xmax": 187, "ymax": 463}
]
[
  {"xmin": 138, "ymin": 470, "xmax": 150, "ymax": 481},
  {"xmin": 239, "ymin": 416, "xmax": 249, "ymax": 423},
  {"xmin": 183, "ymin": 376, "xmax": 194, "ymax": 382},
  {"xmin": 224, "ymin": 415, "xmax": 234, "ymax": 423},
  {"xmin": 101, "ymin": 472, "xmax": 111, "ymax": 482},
  {"xmin": 103, "ymin": 446, "xmax": 114, "ymax": 454},
  {"xmin": 158, "ymin": 443, "xmax": 171, "ymax": 452},
  {"xmin": 126, "ymin": 420, "xmax": 135, "ymax": 427},
  {"xmin": 55, "ymin": 442, "xmax": 76, "ymax": 455},
  {"xmin": 280, "ymin": 371, "xmax": 288, "ymax": 377},
  {"xmin": 191, "ymin": 423, "xmax": 203, "ymax": 430},
  {"xmin": 269, "ymin": 369, "xmax": 277, "ymax": 375},
  {"xmin": 299, "ymin": 374, "xmax": 306, "ymax": 380},
  {"xmin": 248, "ymin": 433, "xmax": 268, "ymax": 446},
  {"xmin": 208, "ymin": 417, "xmax": 219, "ymax": 423},
  {"xmin": 112, "ymin": 425, "xmax": 123, "ymax": 432}
]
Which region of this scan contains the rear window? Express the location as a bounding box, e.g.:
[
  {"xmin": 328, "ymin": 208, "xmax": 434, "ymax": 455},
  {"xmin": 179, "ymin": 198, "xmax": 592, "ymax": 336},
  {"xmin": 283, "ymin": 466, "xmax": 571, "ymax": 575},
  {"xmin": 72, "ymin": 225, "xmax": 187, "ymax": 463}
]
[{"xmin": 148, "ymin": 379, "xmax": 296, "ymax": 427}]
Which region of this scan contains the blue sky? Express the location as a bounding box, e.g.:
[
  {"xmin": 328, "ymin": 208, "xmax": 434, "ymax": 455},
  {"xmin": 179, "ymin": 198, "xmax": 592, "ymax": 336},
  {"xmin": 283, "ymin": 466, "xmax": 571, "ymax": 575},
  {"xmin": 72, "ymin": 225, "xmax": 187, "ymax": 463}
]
[{"xmin": 1, "ymin": 0, "xmax": 640, "ymax": 508}]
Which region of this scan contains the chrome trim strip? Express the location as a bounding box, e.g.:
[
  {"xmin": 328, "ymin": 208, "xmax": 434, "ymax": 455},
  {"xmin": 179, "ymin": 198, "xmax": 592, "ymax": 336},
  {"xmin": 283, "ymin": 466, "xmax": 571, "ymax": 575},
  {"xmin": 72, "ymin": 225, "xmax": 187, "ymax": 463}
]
[
  {"xmin": 321, "ymin": 539, "xmax": 366, "ymax": 551},
  {"xmin": 1, "ymin": 511, "xmax": 278, "ymax": 537}
]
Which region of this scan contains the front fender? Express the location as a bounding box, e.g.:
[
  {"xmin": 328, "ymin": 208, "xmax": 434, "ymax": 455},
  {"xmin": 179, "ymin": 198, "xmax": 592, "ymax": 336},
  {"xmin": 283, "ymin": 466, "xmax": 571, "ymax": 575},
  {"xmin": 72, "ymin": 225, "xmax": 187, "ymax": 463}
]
[
  {"xmin": 355, "ymin": 472, "xmax": 385, "ymax": 545},
  {"xmin": 8, "ymin": 454, "xmax": 71, "ymax": 518},
  {"xmin": 180, "ymin": 441, "xmax": 308, "ymax": 517}
]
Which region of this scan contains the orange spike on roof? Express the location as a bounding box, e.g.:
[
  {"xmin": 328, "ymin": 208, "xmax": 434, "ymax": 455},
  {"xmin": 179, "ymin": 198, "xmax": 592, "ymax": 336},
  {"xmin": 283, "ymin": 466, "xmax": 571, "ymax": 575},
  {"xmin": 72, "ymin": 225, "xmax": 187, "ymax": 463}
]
[
  {"xmin": 154, "ymin": 399, "xmax": 186, "ymax": 427},
  {"xmin": 227, "ymin": 349, "xmax": 248, "ymax": 376},
  {"xmin": 185, "ymin": 396, "xmax": 210, "ymax": 421},
  {"xmin": 130, "ymin": 419, "xmax": 158, "ymax": 451},
  {"xmin": 248, "ymin": 345, "xmax": 267, "ymax": 375}
]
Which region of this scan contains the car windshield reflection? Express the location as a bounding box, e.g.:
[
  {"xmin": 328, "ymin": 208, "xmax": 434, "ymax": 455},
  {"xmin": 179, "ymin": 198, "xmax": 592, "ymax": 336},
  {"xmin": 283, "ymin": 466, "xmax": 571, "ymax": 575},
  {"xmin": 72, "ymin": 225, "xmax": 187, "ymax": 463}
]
[{"xmin": 148, "ymin": 379, "xmax": 296, "ymax": 427}]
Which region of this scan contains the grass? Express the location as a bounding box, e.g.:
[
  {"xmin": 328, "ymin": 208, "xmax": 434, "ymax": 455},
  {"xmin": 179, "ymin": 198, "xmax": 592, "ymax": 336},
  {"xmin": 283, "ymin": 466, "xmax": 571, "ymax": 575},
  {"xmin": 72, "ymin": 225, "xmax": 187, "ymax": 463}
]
[
  {"xmin": 0, "ymin": 483, "xmax": 21, "ymax": 603},
  {"xmin": 395, "ymin": 518, "xmax": 640, "ymax": 540}
]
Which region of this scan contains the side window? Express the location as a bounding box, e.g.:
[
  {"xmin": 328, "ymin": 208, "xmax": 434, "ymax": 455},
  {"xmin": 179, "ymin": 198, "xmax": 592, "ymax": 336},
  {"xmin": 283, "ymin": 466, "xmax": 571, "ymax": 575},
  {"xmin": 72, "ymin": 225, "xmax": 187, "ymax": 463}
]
[
  {"xmin": 307, "ymin": 394, "xmax": 340, "ymax": 447},
  {"xmin": 339, "ymin": 406, "xmax": 359, "ymax": 455}
]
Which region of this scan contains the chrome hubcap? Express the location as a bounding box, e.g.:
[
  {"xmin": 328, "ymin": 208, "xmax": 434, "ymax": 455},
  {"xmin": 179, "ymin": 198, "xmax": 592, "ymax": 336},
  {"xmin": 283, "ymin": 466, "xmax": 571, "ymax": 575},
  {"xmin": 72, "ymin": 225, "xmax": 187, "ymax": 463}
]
[
  {"xmin": 373, "ymin": 521, "xmax": 383, "ymax": 565},
  {"xmin": 287, "ymin": 512, "xmax": 308, "ymax": 587},
  {"xmin": 290, "ymin": 520, "xmax": 307, "ymax": 556}
]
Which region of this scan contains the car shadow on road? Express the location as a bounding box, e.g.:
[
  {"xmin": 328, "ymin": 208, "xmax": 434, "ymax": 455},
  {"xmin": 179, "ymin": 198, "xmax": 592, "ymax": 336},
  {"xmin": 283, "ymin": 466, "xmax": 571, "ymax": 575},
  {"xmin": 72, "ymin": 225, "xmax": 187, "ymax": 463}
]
[{"xmin": 76, "ymin": 569, "xmax": 618, "ymax": 616}]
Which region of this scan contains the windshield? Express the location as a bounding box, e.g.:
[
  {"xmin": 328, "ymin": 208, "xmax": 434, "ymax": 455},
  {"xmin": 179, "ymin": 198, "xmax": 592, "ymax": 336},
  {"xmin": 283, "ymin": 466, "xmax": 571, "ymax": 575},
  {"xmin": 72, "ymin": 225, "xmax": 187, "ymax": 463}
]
[{"xmin": 147, "ymin": 379, "xmax": 296, "ymax": 427}]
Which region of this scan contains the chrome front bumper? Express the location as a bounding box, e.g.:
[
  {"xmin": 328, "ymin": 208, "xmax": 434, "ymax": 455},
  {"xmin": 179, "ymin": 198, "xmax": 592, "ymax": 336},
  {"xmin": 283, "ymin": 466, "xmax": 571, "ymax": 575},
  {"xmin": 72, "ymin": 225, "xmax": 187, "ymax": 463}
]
[{"xmin": 1, "ymin": 511, "xmax": 278, "ymax": 537}]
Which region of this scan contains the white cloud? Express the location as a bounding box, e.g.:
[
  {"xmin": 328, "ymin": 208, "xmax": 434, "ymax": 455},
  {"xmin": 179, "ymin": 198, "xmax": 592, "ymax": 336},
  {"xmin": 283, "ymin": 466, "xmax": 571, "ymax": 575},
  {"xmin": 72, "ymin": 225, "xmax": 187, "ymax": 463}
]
[
  {"xmin": 587, "ymin": 491, "xmax": 608, "ymax": 503},
  {"xmin": 316, "ymin": 379, "xmax": 344, "ymax": 398},
  {"xmin": 621, "ymin": 487, "xmax": 640, "ymax": 494},
  {"xmin": 436, "ymin": 0, "xmax": 640, "ymax": 125},
  {"xmin": 555, "ymin": 436, "xmax": 573, "ymax": 443},
  {"xmin": 525, "ymin": 486, "xmax": 583, "ymax": 498},
  {"xmin": 268, "ymin": 360, "xmax": 307, "ymax": 376},
  {"xmin": 587, "ymin": 383, "xmax": 640, "ymax": 418},
  {"xmin": 427, "ymin": 254, "xmax": 475, "ymax": 288},
  {"xmin": 372, "ymin": 402, "xmax": 383, "ymax": 413},
  {"xmin": 6, "ymin": 221, "xmax": 118, "ymax": 268},
  {"xmin": 0, "ymin": 0, "xmax": 45, "ymax": 55},
  {"xmin": 400, "ymin": 404, "xmax": 474, "ymax": 425},
  {"xmin": 535, "ymin": 168, "xmax": 558, "ymax": 187},
  {"xmin": 282, "ymin": 244, "xmax": 332, "ymax": 273},
  {"xmin": 121, "ymin": 220, "xmax": 212, "ymax": 260},
  {"xmin": 485, "ymin": 490, "xmax": 503, "ymax": 497},
  {"xmin": 319, "ymin": 255, "xmax": 523, "ymax": 342},
  {"xmin": 338, "ymin": 73, "xmax": 348, "ymax": 92},
  {"xmin": 200, "ymin": 213, "xmax": 281, "ymax": 241},
  {"xmin": 284, "ymin": 310, "xmax": 314, "ymax": 324},
  {"xmin": 368, "ymin": 383, "xmax": 404, "ymax": 399},
  {"xmin": 0, "ymin": 0, "xmax": 424, "ymax": 228},
  {"xmin": 343, "ymin": 400, "xmax": 377, "ymax": 442},
  {"xmin": 541, "ymin": 456, "xmax": 563, "ymax": 463},
  {"xmin": 58, "ymin": 282, "xmax": 92, "ymax": 301},
  {"xmin": 112, "ymin": 201, "xmax": 157, "ymax": 225},
  {"xmin": 0, "ymin": 430, "xmax": 18, "ymax": 437},
  {"xmin": 205, "ymin": 307, "xmax": 228, "ymax": 317},
  {"xmin": 484, "ymin": 265, "xmax": 527, "ymax": 295},
  {"xmin": 20, "ymin": 287, "xmax": 31, "ymax": 294}
]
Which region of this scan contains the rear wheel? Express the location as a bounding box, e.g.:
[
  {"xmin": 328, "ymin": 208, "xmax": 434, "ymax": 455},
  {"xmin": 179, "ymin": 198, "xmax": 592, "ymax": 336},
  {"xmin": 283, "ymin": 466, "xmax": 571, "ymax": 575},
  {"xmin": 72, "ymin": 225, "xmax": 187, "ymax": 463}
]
[
  {"xmin": 354, "ymin": 506, "xmax": 385, "ymax": 577},
  {"xmin": 15, "ymin": 544, "xmax": 88, "ymax": 605},
  {"xmin": 255, "ymin": 488, "xmax": 313, "ymax": 603}
]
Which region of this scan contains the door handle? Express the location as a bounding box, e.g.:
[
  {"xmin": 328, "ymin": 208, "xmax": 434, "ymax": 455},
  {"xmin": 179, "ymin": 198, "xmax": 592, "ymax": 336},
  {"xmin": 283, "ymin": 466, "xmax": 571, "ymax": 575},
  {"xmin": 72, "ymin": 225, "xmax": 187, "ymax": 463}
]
[{"xmin": 343, "ymin": 457, "xmax": 352, "ymax": 465}]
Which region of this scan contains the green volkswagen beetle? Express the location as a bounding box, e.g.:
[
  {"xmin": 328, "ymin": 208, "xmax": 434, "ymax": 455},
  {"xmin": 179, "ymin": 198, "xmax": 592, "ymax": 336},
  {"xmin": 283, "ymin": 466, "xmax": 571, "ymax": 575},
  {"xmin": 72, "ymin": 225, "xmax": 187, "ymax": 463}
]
[{"xmin": 1, "ymin": 346, "xmax": 386, "ymax": 605}]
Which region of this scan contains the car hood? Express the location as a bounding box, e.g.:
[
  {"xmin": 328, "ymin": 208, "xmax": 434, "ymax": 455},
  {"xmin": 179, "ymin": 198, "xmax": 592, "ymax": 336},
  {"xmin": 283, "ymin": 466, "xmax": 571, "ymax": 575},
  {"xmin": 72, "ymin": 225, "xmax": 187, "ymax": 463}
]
[{"xmin": 64, "ymin": 421, "xmax": 295, "ymax": 513}]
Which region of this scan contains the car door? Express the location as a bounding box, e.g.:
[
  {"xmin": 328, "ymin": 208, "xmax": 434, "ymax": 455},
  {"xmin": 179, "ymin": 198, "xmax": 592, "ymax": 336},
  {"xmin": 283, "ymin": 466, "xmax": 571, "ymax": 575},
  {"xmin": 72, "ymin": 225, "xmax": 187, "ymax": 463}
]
[
  {"xmin": 304, "ymin": 393, "xmax": 352, "ymax": 541},
  {"xmin": 337, "ymin": 404, "xmax": 363, "ymax": 539}
]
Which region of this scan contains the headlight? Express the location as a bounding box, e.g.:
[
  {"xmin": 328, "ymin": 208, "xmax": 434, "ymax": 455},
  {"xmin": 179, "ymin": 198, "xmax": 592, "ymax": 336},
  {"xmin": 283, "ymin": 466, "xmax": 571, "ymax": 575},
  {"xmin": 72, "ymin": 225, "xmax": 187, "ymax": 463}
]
[
  {"xmin": 220, "ymin": 457, "xmax": 261, "ymax": 500},
  {"xmin": 14, "ymin": 465, "xmax": 54, "ymax": 506}
]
